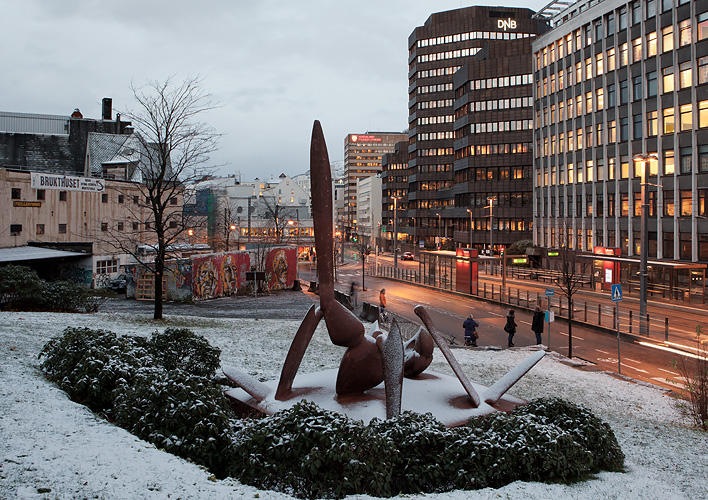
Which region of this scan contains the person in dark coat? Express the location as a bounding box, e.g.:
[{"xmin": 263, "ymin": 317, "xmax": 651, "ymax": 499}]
[
  {"xmin": 531, "ymin": 306, "xmax": 545, "ymax": 345},
  {"xmin": 504, "ymin": 309, "xmax": 517, "ymax": 347},
  {"xmin": 462, "ymin": 313, "xmax": 479, "ymax": 346}
]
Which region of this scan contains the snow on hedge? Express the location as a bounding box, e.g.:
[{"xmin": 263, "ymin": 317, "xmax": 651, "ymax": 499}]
[{"xmin": 0, "ymin": 311, "xmax": 706, "ymax": 499}]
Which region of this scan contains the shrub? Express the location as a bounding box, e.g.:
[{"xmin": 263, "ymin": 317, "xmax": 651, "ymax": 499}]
[
  {"xmin": 39, "ymin": 327, "xmax": 150, "ymax": 412},
  {"xmin": 369, "ymin": 411, "xmax": 454, "ymax": 493},
  {"xmin": 147, "ymin": 328, "xmax": 221, "ymax": 377},
  {"xmin": 113, "ymin": 367, "xmax": 236, "ymax": 477},
  {"xmin": 231, "ymin": 401, "xmax": 394, "ymax": 499},
  {"xmin": 0, "ymin": 265, "xmax": 44, "ymax": 309},
  {"xmin": 0, "ymin": 264, "xmax": 104, "ymax": 312},
  {"xmin": 511, "ymin": 397, "xmax": 625, "ymax": 472}
]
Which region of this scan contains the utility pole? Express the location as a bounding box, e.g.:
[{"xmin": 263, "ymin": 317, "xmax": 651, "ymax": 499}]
[
  {"xmin": 633, "ymin": 153, "xmax": 656, "ymax": 336},
  {"xmin": 247, "ymin": 197, "xmax": 252, "ymax": 243},
  {"xmin": 466, "ymin": 209, "xmax": 473, "ymax": 250}
]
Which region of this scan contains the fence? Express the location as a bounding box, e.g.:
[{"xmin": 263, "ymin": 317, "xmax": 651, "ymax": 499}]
[{"xmin": 372, "ymin": 264, "xmax": 677, "ymax": 342}]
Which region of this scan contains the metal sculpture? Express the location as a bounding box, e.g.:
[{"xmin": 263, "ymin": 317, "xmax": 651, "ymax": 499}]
[{"xmin": 222, "ymin": 120, "xmax": 545, "ymax": 425}]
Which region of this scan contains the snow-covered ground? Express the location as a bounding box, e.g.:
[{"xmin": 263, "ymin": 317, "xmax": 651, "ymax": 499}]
[{"xmin": 0, "ymin": 310, "xmax": 706, "ymax": 499}]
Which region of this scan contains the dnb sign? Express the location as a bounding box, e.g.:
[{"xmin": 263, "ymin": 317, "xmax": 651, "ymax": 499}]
[{"xmin": 497, "ymin": 18, "xmax": 517, "ymax": 31}]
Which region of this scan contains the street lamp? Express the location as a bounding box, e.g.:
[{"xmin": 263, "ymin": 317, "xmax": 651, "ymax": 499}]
[
  {"xmin": 435, "ymin": 212, "xmax": 441, "ymax": 249},
  {"xmin": 466, "ymin": 209, "xmax": 473, "ymax": 250},
  {"xmin": 633, "ymin": 153, "xmax": 658, "ymax": 335},
  {"xmin": 412, "ymin": 216, "xmax": 417, "ymax": 257},
  {"xmin": 486, "ymin": 197, "xmax": 495, "ymax": 256},
  {"xmin": 228, "ymin": 224, "xmax": 236, "ymax": 251},
  {"xmin": 393, "ymin": 196, "xmax": 399, "ymax": 268}
]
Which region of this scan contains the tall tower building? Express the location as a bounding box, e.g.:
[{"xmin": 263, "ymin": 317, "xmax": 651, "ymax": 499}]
[
  {"xmin": 343, "ymin": 132, "xmax": 406, "ymax": 240},
  {"xmin": 402, "ymin": 6, "xmax": 548, "ymax": 252}
]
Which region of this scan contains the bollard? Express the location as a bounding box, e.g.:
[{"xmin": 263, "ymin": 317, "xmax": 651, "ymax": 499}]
[
  {"xmin": 526, "ymin": 290, "xmax": 529, "ymax": 307},
  {"xmin": 598, "ymin": 303, "xmax": 601, "ymax": 326},
  {"xmin": 584, "ymin": 302, "xmax": 588, "ymax": 322},
  {"xmin": 484, "ymin": 282, "xmax": 487, "ymax": 298},
  {"xmin": 665, "ymin": 317, "xmax": 669, "ymax": 341},
  {"xmin": 629, "ymin": 310, "xmax": 633, "ymax": 333}
]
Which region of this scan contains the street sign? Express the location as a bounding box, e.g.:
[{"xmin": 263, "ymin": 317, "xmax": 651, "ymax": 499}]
[
  {"xmin": 611, "ymin": 284, "xmax": 623, "ymax": 302},
  {"xmin": 545, "ymin": 288, "xmax": 555, "ymax": 296},
  {"xmin": 511, "ymin": 257, "xmax": 528, "ymax": 264},
  {"xmin": 545, "ymin": 311, "xmax": 555, "ymax": 323},
  {"xmin": 419, "ymin": 241, "xmax": 424, "ymax": 248}
]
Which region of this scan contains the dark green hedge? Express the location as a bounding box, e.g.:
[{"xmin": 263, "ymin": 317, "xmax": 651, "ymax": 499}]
[
  {"xmin": 0, "ymin": 264, "xmax": 106, "ymax": 312},
  {"xmin": 40, "ymin": 327, "xmax": 624, "ymax": 499}
]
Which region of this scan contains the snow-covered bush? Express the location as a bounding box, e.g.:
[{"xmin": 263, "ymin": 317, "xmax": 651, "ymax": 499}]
[
  {"xmin": 113, "ymin": 367, "xmax": 236, "ymax": 477},
  {"xmin": 369, "ymin": 411, "xmax": 454, "ymax": 493},
  {"xmin": 39, "ymin": 327, "xmax": 150, "ymax": 412},
  {"xmin": 40, "ymin": 326, "xmax": 237, "ymax": 476},
  {"xmin": 231, "ymin": 401, "xmax": 394, "ymax": 499},
  {"xmin": 0, "ymin": 265, "xmax": 106, "ymax": 312},
  {"xmin": 147, "ymin": 328, "xmax": 221, "ymax": 377},
  {"xmin": 511, "ymin": 397, "xmax": 626, "ymax": 472},
  {"xmin": 229, "ymin": 400, "xmax": 625, "ymax": 499}
]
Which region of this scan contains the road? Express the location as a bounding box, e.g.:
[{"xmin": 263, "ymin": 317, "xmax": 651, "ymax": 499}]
[
  {"xmin": 369, "ymin": 253, "xmax": 708, "ymax": 349},
  {"xmin": 301, "ymin": 260, "xmax": 701, "ymax": 394}
]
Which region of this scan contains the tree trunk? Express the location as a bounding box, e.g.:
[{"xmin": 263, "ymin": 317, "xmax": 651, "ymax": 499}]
[
  {"xmin": 154, "ymin": 251, "xmax": 164, "ymax": 320},
  {"xmin": 567, "ymin": 298, "xmax": 573, "ymax": 358}
]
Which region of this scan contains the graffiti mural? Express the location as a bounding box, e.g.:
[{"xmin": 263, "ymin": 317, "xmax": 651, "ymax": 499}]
[
  {"xmin": 265, "ymin": 247, "xmax": 297, "ymax": 291},
  {"xmin": 191, "ymin": 252, "xmax": 250, "ymax": 300}
]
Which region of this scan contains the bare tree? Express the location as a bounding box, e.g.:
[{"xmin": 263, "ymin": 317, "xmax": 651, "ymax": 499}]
[
  {"xmin": 673, "ymin": 339, "xmax": 707, "ymax": 430},
  {"xmin": 107, "ymin": 77, "xmax": 218, "ymax": 319},
  {"xmin": 214, "ymin": 198, "xmax": 243, "ymax": 252},
  {"xmin": 554, "ymin": 230, "xmax": 582, "ymax": 358},
  {"xmin": 261, "ymin": 197, "xmax": 296, "ymax": 244}
]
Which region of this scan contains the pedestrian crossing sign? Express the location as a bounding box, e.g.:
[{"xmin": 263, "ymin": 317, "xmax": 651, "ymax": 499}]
[{"xmin": 611, "ymin": 284, "xmax": 623, "ymax": 302}]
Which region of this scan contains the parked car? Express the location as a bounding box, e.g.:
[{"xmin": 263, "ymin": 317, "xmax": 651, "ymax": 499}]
[
  {"xmin": 107, "ymin": 274, "xmax": 127, "ymax": 293},
  {"xmin": 401, "ymin": 252, "xmax": 415, "ymax": 261}
]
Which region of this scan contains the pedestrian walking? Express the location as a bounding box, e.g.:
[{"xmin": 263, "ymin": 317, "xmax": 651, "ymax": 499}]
[
  {"xmin": 462, "ymin": 313, "xmax": 479, "ymax": 346},
  {"xmin": 349, "ymin": 281, "xmax": 358, "ymax": 309},
  {"xmin": 532, "ymin": 306, "xmax": 545, "ymax": 345},
  {"xmin": 504, "ymin": 309, "xmax": 517, "ymax": 347},
  {"xmin": 379, "ymin": 288, "xmax": 387, "ymax": 311}
]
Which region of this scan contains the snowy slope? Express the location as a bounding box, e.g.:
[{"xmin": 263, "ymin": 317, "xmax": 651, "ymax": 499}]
[{"xmin": 0, "ymin": 311, "xmax": 706, "ymax": 499}]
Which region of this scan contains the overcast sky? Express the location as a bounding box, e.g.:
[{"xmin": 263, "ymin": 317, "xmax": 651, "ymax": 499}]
[{"xmin": 3, "ymin": 0, "xmax": 546, "ymax": 180}]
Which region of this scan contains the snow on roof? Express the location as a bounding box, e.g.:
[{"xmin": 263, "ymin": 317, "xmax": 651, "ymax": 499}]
[{"xmin": 0, "ymin": 245, "xmax": 89, "ymax": 263}]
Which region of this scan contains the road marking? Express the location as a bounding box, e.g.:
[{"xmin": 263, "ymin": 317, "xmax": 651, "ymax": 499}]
[
  {"xmin": 557, "ymin": 331, "xmax": 585, "ymax": 340},
  {"xmin": 624, "ymin": 365, "xmax": 649, "ymax": 374},
  {"xmin": 487, "ymin": 311, "xmax": 504, "ymax": 316},
  {"xmin": 624, "ymin": 358, "xmax": 641, "ymax": 364},
  {"xmin": 636, "ymin": 341, "xmax": 703, "ymax": 360},
  {"xmin": 651, "ymin": 377, "xmax": 683, "ymax": 388},
  {"xmin": 595, "ymin": 349, "xmax": 612, "ymax": 355},
  {"xmin": 658, "ymin": 368, "xmax": 680, "ymax": 376},
  {"xmin": 520, "ymin": 320, "xmax": 531, "ymax": 326}
]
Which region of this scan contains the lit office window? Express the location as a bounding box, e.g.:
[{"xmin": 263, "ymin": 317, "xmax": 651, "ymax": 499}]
[
  {"xmin": 662, "ymin": 26, "xmax": 674, "ymax": 52},
  {"xmin": 663, "ymin": 106, "xmax": 675, "ymax": 133}
]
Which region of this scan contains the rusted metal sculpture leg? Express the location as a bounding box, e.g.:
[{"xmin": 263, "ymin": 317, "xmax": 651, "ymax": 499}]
[
  {"xmin": 376, "ymin": 319, "xmax": 404, "ymax": 418},
  {"xmin": 403, "ymin": 325, "xmax": 434, "ymax": 378},
  {"xmin": 310, "ymin": 120, "xmax": 384, "ymax": 395},
  {"xmin": 414, "ymin": 305, "xmax": 481, "ymax": 408},
  {"xmin": 275, "ymin": 304, "xmax": 324, "ymax": 400}
]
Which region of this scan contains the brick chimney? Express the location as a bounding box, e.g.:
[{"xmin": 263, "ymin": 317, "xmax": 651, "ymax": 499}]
[{"xmin": 102, "ymin": 98, "xmax": 112, "ymax": 120}]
